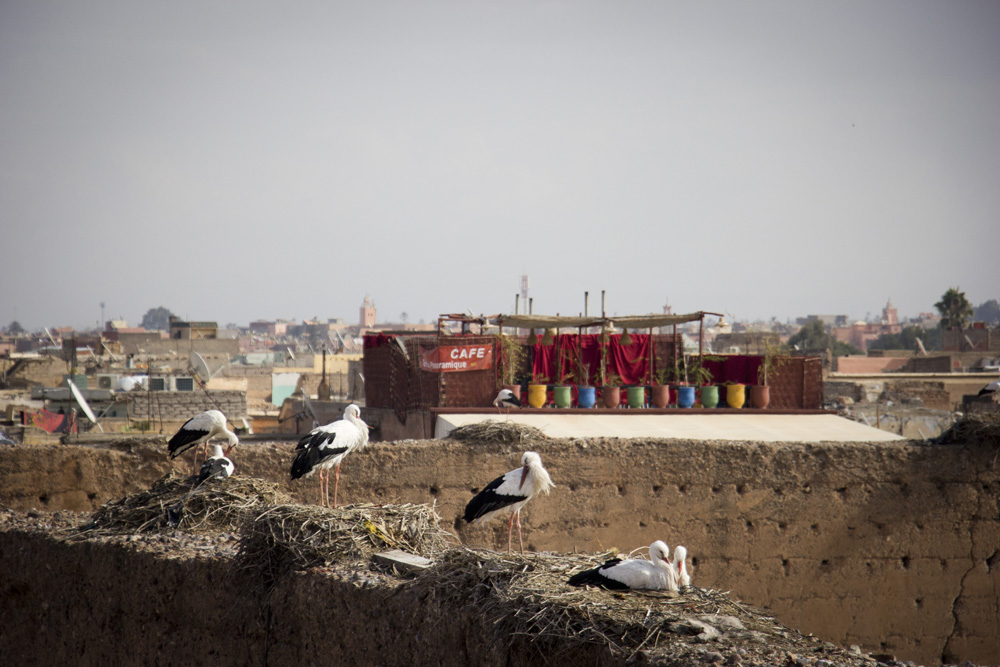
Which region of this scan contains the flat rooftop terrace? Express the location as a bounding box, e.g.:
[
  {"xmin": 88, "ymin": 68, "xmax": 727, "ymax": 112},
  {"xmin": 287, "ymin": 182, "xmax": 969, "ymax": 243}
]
[{"xmin": 432, "ymin": 408, "xmax": 905, "ymax": 442}]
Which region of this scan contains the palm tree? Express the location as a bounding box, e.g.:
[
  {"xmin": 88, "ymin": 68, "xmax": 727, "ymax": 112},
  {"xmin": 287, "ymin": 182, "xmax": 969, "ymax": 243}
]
[{"xmin": 934, "ymin": 287, "xmax": 974, "ymax": 330}]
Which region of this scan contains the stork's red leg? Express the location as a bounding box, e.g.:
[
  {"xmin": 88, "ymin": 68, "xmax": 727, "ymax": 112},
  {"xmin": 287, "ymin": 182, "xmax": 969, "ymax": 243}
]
[
  {"xmin": 515, "ymin": 510, "xmax": 525, "ymax": 554},
  {"xmin": 507, "ymin": 511, "xmax": 517, "ymax": 552},
  {"xmin": 333, "ymin": 463, "xmax": 341, "ymax": 508}
]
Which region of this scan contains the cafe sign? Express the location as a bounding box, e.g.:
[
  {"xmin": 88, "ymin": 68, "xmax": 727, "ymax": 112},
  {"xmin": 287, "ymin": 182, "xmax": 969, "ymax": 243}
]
[{"xmin": 419, "ymin": 343, "xmax": 493, "ymax": 373}]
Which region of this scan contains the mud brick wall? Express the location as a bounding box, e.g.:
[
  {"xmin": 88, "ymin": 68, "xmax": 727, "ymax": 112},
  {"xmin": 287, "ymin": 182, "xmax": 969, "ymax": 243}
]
[
  {"xmin": 126, "ymin": 390, "xmax": 247, "ymax": 421},
  {"xmin": 1, "ymin": 438, "xmax": 998, "ymax": 666},
  {"xmin": 884, "ymin": 380, "xmax": 951, "ymax": 410}
]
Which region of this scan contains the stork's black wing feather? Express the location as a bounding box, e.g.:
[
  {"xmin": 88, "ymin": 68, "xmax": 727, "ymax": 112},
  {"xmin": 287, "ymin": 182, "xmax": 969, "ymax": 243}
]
[
  {"xmin": 167, "ymin": 418, "xmax": 205, "ymax": 458},
  {"xmin": 463, "ymin": 473, "xmax": 526, "ymax": 523},
  {"xmin": 567, "ymin": 559, "xmax": 628, "ymax": 589}
]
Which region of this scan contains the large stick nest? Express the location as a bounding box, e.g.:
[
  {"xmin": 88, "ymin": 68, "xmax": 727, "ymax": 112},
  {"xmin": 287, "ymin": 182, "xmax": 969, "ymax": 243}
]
[
  {"xmin": 408, "ymin": 547, "xmax": 774, "ymax": 662},
  {"xmin": 82, "ymin": 471, "xmax": 290, "ymax": 535},
  {"xmin": 933, "ymin": 412, "xmax": 1000, "ymax": 448},
  {"xmin": 448, "ymin": 420, "xmax": 547, "ymax": 446},
  {"xmin": 234, "ymin": 502, "xmax": 457, "ymax": 591}
]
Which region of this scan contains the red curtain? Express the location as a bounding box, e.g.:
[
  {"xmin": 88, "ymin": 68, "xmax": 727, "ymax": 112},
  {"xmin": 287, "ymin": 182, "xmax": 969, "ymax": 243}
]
[{"xmin": 531, "ymin": 333, "xmax": 652, "ymax": 385}]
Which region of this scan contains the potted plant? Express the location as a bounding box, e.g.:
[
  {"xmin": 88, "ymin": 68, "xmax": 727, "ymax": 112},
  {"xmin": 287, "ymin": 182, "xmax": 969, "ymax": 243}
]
[
  {"xmin": 694, "ymin": 355, "xmax": 722, "ymax": 408},
  {"xmin": 574, "ymin": 357, "xmax": 596, "ymax": 408},
  {"xmin": 676, "ymin": 355, "xmax": 713, "ymax": 408},
  {"xmin": 600, "ymin": 371, "xmax": 622, "ymax": 409},
  {"xmin": 651, "ymin": 363, "xmax": 673, "ymax": 408},
  {"xmin": 754, "ymin": 342, "xmax": 788, "ymax": 409},
  {"xmin": 496, "ymin": 334, "xmax": 526, "ymax": 401},
  {"xmin": 553, "ymin": 371, "xmax": 574, "ymax": 408},
  {"xmin": 528, "ymin": 373, "xmax": 550, "ymax": 408}
]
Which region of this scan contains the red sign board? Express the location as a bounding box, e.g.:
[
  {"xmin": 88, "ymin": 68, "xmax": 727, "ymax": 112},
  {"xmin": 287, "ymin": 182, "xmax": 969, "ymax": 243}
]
[{"xmin": 419, "ymin": 343, "xmax": 493, "ymax": 373}]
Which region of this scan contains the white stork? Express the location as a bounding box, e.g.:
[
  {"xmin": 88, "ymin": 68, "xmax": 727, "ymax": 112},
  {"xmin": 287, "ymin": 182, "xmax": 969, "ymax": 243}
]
[
  {"xmin": 977, "ymin": 376, "xmax": 1000, "ymax": 396},
  {"xmin": 672, "ymin": 544, "xmax": 692, "ymax": 587},
  {"xmin": 196, "ymin": 444, "xmax": 235, "ymax": 485},
  {"xmin": 463, "ymin": 451, "xmax": 554, "ymax": 553},
  {"xmin": 493, "ymin": 388, "xmax": 522, "ymax": 416},
  {"xmin": 290, "ymin": 403, "xmax": 369, "ymax": 508},
  {"xmin": 168, "ymin": 410, "xmax": 239, "ymax": 473},
  {"xmin": 568, "ymin": 540, "xmax": 678, "ymax": 592}
]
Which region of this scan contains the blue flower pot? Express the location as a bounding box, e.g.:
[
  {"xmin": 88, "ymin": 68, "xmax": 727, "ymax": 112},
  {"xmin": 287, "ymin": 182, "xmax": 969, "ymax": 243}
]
[{"xmin": 676, "ymin": 385, "xmax": 696, "ymax": 408}]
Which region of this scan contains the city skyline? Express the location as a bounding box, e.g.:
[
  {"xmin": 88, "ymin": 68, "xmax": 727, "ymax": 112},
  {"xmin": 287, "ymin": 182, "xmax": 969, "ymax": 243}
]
[{"xmin": 2, "ymin": 2, "xmax": 998, "ymax": 331}]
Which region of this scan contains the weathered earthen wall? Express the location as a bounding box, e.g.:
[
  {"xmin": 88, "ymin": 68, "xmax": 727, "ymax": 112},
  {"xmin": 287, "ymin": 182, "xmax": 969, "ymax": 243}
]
[
  {"xmin": 0, "ymin": 438, "xmax": 997, "ymax": 666},
  {"xmin": 0, "ymin": 531, "xmax": 567, "ymax": 667}
]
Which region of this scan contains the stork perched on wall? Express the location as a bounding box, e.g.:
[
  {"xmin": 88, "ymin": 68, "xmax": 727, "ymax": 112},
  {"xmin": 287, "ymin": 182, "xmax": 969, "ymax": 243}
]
[
  {"xmin": 568, "ymin": 541, "xmax": 678, "ymax": 592},
  {"xmin": 977, "ymin": 373, "xmax": 1000, "ymax": 396},
  {"xmin": 463, "ymin": 451, "xmax": 554, "ymax": 553},
  {"xmin": 168, "ymin": 410, "xmax": 238, "ymax": 474},
  {"xmin": 493, "ymin": 388, "xmax": 522, "ymax": 418},
  {"xmin": 290, "ymin": 403, "xmax": 370, "ymax": 508}
]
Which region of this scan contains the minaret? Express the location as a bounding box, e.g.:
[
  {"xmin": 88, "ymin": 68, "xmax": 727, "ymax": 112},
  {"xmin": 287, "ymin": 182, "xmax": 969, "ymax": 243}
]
[{"xmin": 360, "ymin": 296, "xmax": 376, "ymax": 328}]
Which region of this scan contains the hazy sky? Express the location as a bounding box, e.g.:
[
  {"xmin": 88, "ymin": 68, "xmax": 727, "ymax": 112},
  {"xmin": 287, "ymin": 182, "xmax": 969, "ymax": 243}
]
[{"xmin": 2, "ymin": 1, "xmax": 998, "ymax": 331}]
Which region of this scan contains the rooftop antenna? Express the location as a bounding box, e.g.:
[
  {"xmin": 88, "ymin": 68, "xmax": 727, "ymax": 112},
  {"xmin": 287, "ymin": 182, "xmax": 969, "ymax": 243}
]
[
  {"xmin": 301, "ymin": 390, "xmax": 320, "ymax": 429},
  {"xmin": 44, "ymin": 327, "xmax": 58, "ymax": 346},
  {"xmin": 67, "ymin": 378, "xmax": 102, "ymax": 432},
  {"xmin": 286, "ymin": 346, "xmax": 296, "ymax": 361},
  {"xmin": 101, "ymin": 341, "xmax": 120, "ymax": 362},
  {"xmin": 915, "ymin": 337, "xmax": 927, "ymax": 356},
  {"xmin": 317, "ymin": 345, "xmax": 330, "ymax": 400}
]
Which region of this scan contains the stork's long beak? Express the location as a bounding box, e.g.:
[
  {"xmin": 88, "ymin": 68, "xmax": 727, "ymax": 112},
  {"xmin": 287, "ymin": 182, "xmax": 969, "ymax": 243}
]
[{"xmin": 519, "ymin": 465, "xmax": 529, "ymax": 490}]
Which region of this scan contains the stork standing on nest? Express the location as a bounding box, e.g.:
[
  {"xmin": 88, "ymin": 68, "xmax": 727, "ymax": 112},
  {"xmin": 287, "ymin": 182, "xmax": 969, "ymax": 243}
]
[
  {"xmin": 290, "ymin": 403, "xmax": 370, "ymax": 508},
  {"xmin": 168, "ymin": 409, "xmax": 238, "ymax": 474},
  {"xmin": 463, "ymin": 451, "xmax": 554, "ymax": 553},
  {"xmin": 568, "ymin": 540, "xmax": 678, "ymax": 592}
]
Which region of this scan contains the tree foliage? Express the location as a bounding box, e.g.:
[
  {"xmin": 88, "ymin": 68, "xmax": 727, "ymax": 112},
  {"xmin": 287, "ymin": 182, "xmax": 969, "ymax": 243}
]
[
  {"xmin": 868, "ymin": 325, "xmax": 940, "ymax": 352},
  {"xmin": 935, "ymin": 287, "xmax": 973, "ymax": 330},
  {"xmin": 788, "ymin": 320, "xmax": 861, "ymax": 357},
  {"xmin": 973, "ymin": 299, "xmax": 1000, "ymax": 325},
  {"xmin": 788, "ymin": 320, "xmax": 832, "ymax": 353},
  {"xmin": 4, "ymin": 321, "xmax": 25, "ymax": 335},
  {"xmin": 141, "ymin": 307, "xmax": 174, "ymax": 331}
]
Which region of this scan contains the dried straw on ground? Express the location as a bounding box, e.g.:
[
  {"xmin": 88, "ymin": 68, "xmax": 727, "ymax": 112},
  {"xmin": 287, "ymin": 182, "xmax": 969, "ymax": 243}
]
[
  {"xmin": 448, "ymin": 420, "xmax": 546, "ymax": 446},
  {"xmin": 78, "ymin": 472, "xmax": 290, "ymax": 536},
  {"xmin": 408, "ymin": 547, "xmax": 779, "ymax": 662},
  {"xmin": 235, "ymin": 502, "xmax": 457, "ymax": 591}
]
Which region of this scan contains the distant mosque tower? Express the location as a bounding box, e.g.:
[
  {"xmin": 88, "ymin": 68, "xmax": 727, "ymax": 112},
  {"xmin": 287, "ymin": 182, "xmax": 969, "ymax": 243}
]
[
  {"xmin": 360, "ymin": 296, "xmax": 376, "ymax": 328},
  {"xmin": 882, "ymin": 298, "xmax": 898, "ymax": 326}
]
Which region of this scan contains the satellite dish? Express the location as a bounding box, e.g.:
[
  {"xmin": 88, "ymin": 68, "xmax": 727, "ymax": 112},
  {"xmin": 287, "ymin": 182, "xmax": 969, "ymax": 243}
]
[
  {"xmin": 66, "ymin": 378, "xmax": 101, "ymax": 431},
  {"xmin": 915, "ymin": 337, "xmax": 927, "ymax": 356},
  {"xmin": 189, "ymin": 351, "xmax": 223, "ymax": 384}
]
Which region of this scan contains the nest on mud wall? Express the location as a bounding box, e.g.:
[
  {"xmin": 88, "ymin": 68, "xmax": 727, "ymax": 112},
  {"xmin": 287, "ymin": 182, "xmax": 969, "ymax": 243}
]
[
  {"xmin": 933, "ymin": 412, "xmax": 1000, "ymax": 449},
  {"xmin": 448, "ymin": 420, "xmax": 547, "ymax": 446},
  {"xmin": 77, "ymin": 472, "xmax": 290, "ymax": 535},
  {"xmin": 234, "ymin": 502, "xmax": 457, "ymax": 593},
  {"xmin": 407, "ymin": 547, "xmax": 785, "ymax": 663}
]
